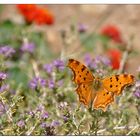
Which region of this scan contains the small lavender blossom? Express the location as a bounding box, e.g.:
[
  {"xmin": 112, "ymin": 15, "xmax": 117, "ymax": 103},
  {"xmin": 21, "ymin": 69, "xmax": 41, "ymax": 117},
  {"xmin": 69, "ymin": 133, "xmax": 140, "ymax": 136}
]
[
  {"xmin": 78, "ymin": 23, "xmax": 88, "ymax": 33},
  {"xmin": 37, "ymin": 104, "xmax": 45, "ymax": 112},
  {"xmin": 17, "ymin": 120, "xmax": 25, "ymax": 128},
  {"xmin": 28, "ymin": 111, "xmax": 35, "ymax": 117},
  {"xmin": 48, "ymin": 79, "xmax": 55, "ymax": 89},
  {"xmin": 134, "ymin": 89, "xmax": 140, "ymax": 98},
  {"xmin": 51, "ymin": 120, "xmax": 60, "ymax": 127},
  {"xmin": 21, "ymin": 42, "xmax": 35, "ymax": 53},
  {"xmin": 0, "ymin": 84, "xmax": 9, "ymax": 93},
  {"xmin": 0, "ymin": 46, "xmax": 15, "ymax": 58},
  {"xmin": 0, "ymin": 72, "xmax": 7, "ymax": 80},
  {"xmin": 29, "ymin": 77, "xmax": 46, "ymax": 89},
  {"xmin": 53, "ymin": 59, "xmax": 65, "ymax": 71},
  {"xmin": 59, "ymin": 102, "xmax": 68, "ymax": 109},
  {"xmin": 41, "ymin": 112, "xmax": 49, "ymax": 119},
  {"xmin": 62, "ymin": 116, "xmax": 68, "ymax": 122},
  {"xmin": 43, "ymin": 64, "xmax": 53, "ymax": 74},
  {"xmin": 84, "ymin": 53, "xmax": 93, "ymax": 66},
  {"xmin": 40, "ymin": 122, "xmax": 47, "ymax": 128},
  {"xmin": 101, "ymin": 56, "xmax": 111, "ymax": 66}
]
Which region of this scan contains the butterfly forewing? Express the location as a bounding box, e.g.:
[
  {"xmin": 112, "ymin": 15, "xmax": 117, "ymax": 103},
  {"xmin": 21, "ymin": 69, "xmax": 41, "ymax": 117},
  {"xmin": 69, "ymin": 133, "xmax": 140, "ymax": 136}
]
[
  {"xmin": 68, "ymin": 59, "xmax": 96, "ymax": 107},
  {"xmin": 102, "ymin": 74, "xmax": 135, "ymax": 96},
  {"xmin": 68, "ymin": 59, "xmax": 95, "ymax": 84}
]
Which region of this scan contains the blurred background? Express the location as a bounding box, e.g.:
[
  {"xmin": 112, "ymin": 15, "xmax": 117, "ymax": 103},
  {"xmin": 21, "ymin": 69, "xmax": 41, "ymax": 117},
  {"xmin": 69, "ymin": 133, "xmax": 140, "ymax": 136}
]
[
  {"xmin": 0, "ymin": 5, "xmax": 140, "ymax": 73},
  {"xmin": 0, "ymin": 5, "xmax": 140, "ymax": 135}
]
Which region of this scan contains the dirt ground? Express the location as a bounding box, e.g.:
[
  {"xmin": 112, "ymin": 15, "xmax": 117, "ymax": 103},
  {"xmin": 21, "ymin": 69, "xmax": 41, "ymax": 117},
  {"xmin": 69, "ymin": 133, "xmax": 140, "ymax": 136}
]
[{"xmin": 1, "ymin": 4, "xmax": 140, "ymax": 74}]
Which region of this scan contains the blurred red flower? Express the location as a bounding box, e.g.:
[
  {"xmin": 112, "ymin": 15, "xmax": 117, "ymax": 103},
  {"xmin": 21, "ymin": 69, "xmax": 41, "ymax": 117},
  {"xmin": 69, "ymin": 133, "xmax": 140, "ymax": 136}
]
[
  {"xmin": 107, "ymin": 49, "xmax": 122, "ymax": 70},
  {"xmin": 17, "ymin": 4, "xmax": 54, "ymax": 25},
  {"xmin": 101, "ymin": 25, "xmax": 123, "ymax": 43}
]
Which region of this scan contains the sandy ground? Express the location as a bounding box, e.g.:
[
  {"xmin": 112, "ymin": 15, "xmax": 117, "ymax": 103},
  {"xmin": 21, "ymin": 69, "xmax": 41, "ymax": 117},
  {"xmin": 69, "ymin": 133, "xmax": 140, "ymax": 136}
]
[{"xmin": 1, "ymin": 4, "xmax": 140, "ymax": 74}]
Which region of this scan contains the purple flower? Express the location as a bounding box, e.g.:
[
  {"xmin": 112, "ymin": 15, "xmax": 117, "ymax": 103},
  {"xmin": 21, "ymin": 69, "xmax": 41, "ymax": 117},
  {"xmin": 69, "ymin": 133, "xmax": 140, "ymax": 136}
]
[
  {"xmin": 63, "ymin": 116, "xmax": 68, "ymax": 122},
  {"xmin": 21, "ymin": 42, "xmax": 35, "ymax": 53},
  {"xmin": 0, "ymin": 46, "xmax": 15, "ymax": 58},
  {"xmin": 41, "ymin": 112, "xmax": 49, "ymax": 119},
  {"xmin": 101, "ymin": 56, "xmax": 111, "ymax": 66},
  {"xmin": 59, "ymin": 102, "xmax": 68, "ymax": 109},
  {"xmin": 17, "ymin": 120, "xmax": 25, "ymax": 128},
  {"xmin": 134, "ymin": 89, "xmax": 140, "ymax": 98},
  {"xmin": 0, "ymin": 72, "xmax": 7, "ymax": 80},
  {"xmin": 43, "ymin": 64, "xmax": 53, "ymax": 74},
  {"xmin": 48, "ymin": 79, "xmax": 55, "ymax": 89},
  {"xmin": 40, "ymin": 122, "xmax": 47, "ymax": 128},
  {"xmin": 28, "ymin": 111, "xmax": 35, "ymax": 117},
  {"xmin": 37, "ymin": 104, "xmax": 45, "ymax": 112},
  {"xmin": 53, "ymin": 59, "xmax": 65, "ymax": 71},
  {"xmin": 0, "ymin": 84, "xmax": 9, "ymax": 93},
  {"xmin": 78, "ymin": 23, "xmax": 88, "ymax": 33},
  {"xmin": 29, "ymin": 77, "xmax": 46, "ymax": 89},
  {"xmin": 51, "ymin": 120, "xmax": 60, "ymax": 127},
  {"xmin": 84, "ymin": 53, "xmax": 93, "ymax": 66}
]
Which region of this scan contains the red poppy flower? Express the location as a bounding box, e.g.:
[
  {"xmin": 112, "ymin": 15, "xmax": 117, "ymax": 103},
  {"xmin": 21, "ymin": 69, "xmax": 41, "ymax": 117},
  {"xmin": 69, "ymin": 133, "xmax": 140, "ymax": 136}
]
[
  {"xmin": 17, "ymin": 4, "xmax": 54, "ymax": 25},
  {"xmin": 107, "ymin": 49, "xmax": 122, "ymax": 70},
  {"xmin": 101, "ymin": 25, "xmax": 123, "ymax": 43}
]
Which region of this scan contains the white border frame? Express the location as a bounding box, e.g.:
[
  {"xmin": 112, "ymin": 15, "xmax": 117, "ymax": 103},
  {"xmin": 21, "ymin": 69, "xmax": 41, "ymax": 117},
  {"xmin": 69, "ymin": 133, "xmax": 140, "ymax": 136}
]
[{"xmin": 0, "ymin": 0, "xmax": 140, "ymax": 4}]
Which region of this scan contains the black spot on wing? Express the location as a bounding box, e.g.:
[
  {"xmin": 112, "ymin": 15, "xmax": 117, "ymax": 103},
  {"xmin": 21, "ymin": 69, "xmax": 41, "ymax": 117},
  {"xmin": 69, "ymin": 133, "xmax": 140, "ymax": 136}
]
[
  {"xmin": 83, "ymin": 77, "xmax": 86, "ymax": 81},
  {"xmin": 81, "ymin": 66, "xmax": 86, "ymax": 72},
  {"xmin": 75, "ymin": 61, "xmax": 80, "ymax": 65},
  {"xmin": 123, "ymin": 74, "xmax": 128, "ymax": 78},
  {"xmin": 130, "ymin": 75, "xmax": 134, "ymax": 79},
  {"xmin": 110, "ymin": 85, "xmax": 113, "ymax": 88},
  {"xmin": 115, "ymin": 75, "xmax": 119, "ymax": 81}
]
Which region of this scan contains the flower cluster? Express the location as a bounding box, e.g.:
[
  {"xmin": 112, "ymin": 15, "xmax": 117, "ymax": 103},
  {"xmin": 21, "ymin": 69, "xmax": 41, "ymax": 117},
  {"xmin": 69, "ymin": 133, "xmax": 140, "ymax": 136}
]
[
  {"xmin": 0, "ymin": 46, "xmax": 15, "ymax": 58},
  {"xmin": 17, "ymin": 4, "xmax": 54, "ymax": 25},
  {"xmin": 133, "ymin": 80, "xmax": 140, "ymax": 98},
  {"xmin": 43, "ymin": 59, "xmax": 65, "ymax": 90},
  {"xmin": 44, "ymin": 59, "xmax": 65, "ymax": 74},
  {"xmin": 101, "ymin": 25, "xmax": 123, "ymax": 43},
  {"xmin": 21, "ymin": 42, "xmax": 36, "ymax": 54},
  {"xmin": 29, "ymin": 77, "xmax": 46, "ymax": 90},
  {"xmin": 84, "ymin": 53, "xmax": 111, "ymax": 76},
  {"xmin": 0, "ymin": 72, "xmax": 7, "ymax": 81}
]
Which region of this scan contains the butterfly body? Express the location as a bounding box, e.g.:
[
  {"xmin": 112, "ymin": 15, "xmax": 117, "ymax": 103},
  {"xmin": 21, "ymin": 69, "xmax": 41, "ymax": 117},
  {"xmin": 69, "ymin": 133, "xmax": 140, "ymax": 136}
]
[{"xmin": 68, "ymin": 59, "xmax": 135, "ymax": 112}]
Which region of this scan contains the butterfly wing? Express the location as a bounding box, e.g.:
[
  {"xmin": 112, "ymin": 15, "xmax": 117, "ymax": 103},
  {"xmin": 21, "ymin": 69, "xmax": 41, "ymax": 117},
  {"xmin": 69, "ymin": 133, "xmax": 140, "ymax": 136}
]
[
  {"xmin": 76, "ymin": 83, "xmax": 96, "ymax": 106},
  {"xmin": 68, "ymin": 59, "xmax": 95, "ymax": 84},
  {"xmin": 93, "ymin": 74, "xmax": 135, "ymax": 111},
  {"xmin": 68, "ymin": 59, "xmax": 95, "ymax": 106},
  {"xmin": 102, "ymin": 74, "xmax": 135, "ymax": 96},
  {"xmin": 93, "ymin": 88, "xmax": 114, "ymax": 112}
]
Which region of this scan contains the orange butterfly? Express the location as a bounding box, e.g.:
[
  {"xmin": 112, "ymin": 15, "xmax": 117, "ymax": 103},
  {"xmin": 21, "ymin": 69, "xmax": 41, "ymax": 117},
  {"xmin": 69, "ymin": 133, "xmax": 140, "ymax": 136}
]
[{"xmin": 67, "ymin": 59, "xmax": 135, "ymax": 112}]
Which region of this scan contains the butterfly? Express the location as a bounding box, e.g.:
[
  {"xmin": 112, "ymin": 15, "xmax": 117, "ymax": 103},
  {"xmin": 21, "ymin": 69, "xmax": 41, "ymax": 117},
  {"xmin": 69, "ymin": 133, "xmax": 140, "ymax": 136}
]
[{"xmin": 67, "ymin": 59, "xmax": 135, "ymax": 112}]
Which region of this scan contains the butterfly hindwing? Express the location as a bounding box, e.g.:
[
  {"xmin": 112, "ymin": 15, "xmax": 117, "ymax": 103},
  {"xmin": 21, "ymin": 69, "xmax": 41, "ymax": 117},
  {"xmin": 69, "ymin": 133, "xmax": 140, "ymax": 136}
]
[
  {"xmin": 76, "ymin": 82, "xmax": 96, "ymax": 106},
  {"xmin": 93, "ymin": 88, "xmax": 114, "ymax": 112}
]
